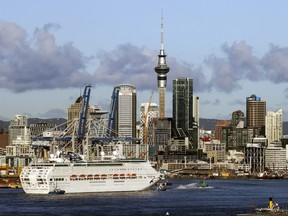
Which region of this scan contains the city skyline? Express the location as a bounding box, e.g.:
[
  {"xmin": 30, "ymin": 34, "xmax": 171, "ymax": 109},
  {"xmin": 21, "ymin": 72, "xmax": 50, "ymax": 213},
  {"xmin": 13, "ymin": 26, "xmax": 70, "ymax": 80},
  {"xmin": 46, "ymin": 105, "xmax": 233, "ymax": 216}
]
[{"xmin": 1, "ymin": 1, "xmax": 288, "ymax": 120}]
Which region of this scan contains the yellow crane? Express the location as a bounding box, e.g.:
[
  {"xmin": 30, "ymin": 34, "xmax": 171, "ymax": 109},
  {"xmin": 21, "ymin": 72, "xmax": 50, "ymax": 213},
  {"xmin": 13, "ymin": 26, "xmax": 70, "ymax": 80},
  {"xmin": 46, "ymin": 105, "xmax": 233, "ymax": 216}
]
[{"xmin": 143, "ymin": 91, "xmax": 153, "ymax": 144}]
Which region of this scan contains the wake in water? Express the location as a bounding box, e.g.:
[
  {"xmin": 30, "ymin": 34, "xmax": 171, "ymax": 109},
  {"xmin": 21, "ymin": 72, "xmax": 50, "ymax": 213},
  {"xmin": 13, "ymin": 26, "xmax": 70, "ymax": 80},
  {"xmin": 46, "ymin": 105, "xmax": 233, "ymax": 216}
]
[{"xmin": 176, "ymin": 182, "xmax": 214, "ymax": 190}]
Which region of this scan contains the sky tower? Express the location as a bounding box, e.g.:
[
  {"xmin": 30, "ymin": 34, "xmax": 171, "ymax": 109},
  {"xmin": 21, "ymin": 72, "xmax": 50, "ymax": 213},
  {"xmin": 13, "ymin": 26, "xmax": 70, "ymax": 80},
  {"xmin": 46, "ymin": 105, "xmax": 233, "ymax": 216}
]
[{"xmin": 154, "ymin": 13, "xmax": 170, "ymax": 118}]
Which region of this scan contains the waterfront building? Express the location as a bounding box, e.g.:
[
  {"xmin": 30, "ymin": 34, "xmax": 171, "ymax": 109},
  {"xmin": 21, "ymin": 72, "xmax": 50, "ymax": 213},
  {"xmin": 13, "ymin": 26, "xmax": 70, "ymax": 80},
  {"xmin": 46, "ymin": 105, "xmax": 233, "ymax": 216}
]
[
  {"xmin": 265, "ymin": 141, "xmax": 287, "ymax": 171},
  {"xmin": 265, "ymin": 109, "xmax": 283, "ymax": 145},
  {"xmin": 244, "ymin": 143, "xmax": 265, "ymax": 173},
  {"xmin": 154, "ymin": 15, "xmax": 170, "ymax": 118},
  {"xmin": 109, "ymin": 84, "xmax": 137, "ymax": 138},
  {"xmin": 203, "ymin": 140, "xmax": 226, "ymax": 162},
  {"xmin": 6, "ymin": 115, "xmax": 32, "ymax": 168},
  {"xmin": 140, "ymin": 102, "xmax": 159, "ymax": 144},
  {"xmin": 172, "ymin": 78, "xmax": 198, "ymax": 149},
  {"xmin": 0, "ymin": 131, "xmax": 8, "ymax": 155},
  {"xmin": 246, "ymin": 94, "xmax": 266, "ymax": 136}
]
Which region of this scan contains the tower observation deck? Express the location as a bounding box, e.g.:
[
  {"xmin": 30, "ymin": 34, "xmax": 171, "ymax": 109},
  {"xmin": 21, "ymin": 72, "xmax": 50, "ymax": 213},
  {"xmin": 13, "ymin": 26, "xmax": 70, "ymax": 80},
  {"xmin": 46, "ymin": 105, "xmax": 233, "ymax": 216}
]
[{"xmin": 154, "ymin": 14, "xmax": 170, "ymax": 118}]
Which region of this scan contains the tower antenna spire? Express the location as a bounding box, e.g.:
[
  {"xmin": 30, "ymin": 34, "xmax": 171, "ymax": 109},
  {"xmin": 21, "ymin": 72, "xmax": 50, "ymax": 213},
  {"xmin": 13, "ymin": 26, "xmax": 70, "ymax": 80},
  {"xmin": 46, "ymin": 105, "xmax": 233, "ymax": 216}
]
[{"xmin": 161, "ymin": 9, "xmax": 164, "ymax": 51}]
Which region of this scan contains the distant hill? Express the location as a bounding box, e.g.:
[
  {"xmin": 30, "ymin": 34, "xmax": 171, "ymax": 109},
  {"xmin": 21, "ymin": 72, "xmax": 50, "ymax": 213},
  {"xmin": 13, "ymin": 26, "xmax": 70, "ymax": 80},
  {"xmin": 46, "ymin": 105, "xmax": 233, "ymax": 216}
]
[
  {"xmin": 199, "ymin": 118, "xmax": 219, "ymax": 131},
  {"xmin": 1, "ymin": 118, "xmax": 288, "ymax": 135}
]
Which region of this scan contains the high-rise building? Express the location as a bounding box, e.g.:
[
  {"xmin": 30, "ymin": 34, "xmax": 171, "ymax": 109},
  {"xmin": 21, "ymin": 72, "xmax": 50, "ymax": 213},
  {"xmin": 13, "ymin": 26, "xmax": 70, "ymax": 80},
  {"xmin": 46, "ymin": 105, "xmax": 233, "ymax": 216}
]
[
  {"xmin": 172, "ymin": 78, "xmax": 198, "ymax": 149},
  {"xmin": 67, "ymin": 96, "xmax": 83, "ymax": 127},
  {"xmin": 110, "ymin": 84, "xmax": 137, "ymax": 138},
  {"xmin": 140, "ymin": 102, "xmax": 159, "ymax": 144},
  {"xmin": 215, "ymin": 120, "xmax": 230, "ymax": 140},
  {"xmin": 154, "ymin": 15, "xmax": 170, "ymax": 118},
  {"xmin": 265, "ymin": 141, "xmax": 286, "ymax": 171},
  {"xmin": 265, "ymin": 109, "xmax": 282, "ymax": 145},
  {"xmin": 6, "ymin": 115, "xmax": 32, "ymax": 168},
  {"xmin": 244, "ymin": 143, "xmax": 265, "ymax": 173},
  {"xmin": 246, "ymin": 94, "xmax": 266, "ymax": 136},
  {"xmin": 231, "ymin": 110, "xmax": 244, "ymax": 127}
]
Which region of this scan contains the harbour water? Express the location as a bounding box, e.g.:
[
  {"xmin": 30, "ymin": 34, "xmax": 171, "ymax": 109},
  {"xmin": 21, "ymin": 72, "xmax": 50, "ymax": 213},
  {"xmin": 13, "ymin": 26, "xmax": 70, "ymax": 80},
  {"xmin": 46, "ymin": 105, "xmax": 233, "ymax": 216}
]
[{"xmin": 1, "ymin": 178, "xmax": 288, "ymax": 216}]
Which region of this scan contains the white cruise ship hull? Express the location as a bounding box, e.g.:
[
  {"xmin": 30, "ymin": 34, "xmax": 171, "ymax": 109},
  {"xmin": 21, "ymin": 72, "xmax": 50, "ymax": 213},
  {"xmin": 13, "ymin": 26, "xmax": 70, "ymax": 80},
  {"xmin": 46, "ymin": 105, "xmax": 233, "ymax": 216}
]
[{"xmin": 20, "ymin": 160, "xmax": 161, "ymax": 194}]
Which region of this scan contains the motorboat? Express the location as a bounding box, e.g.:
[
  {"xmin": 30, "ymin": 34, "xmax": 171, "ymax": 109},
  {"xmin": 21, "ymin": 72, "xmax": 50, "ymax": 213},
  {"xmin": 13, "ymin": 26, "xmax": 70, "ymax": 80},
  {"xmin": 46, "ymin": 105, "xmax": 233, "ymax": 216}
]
[{"xmin": 197, "ymin": 181, "xmax": 209, "ymax": 188}]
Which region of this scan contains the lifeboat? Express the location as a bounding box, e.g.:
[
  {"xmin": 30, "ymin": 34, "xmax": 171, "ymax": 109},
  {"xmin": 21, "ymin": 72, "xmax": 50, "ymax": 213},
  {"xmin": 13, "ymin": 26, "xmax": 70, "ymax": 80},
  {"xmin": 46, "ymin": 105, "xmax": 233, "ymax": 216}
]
[
  {"xmin": 113, "ymin": 174, "xmax": 119, "ymax": 179},
  {"xmin": 94, "ymin": 174, "xmax": 100, "ymax": 180},
  {"xmin": 100, "ymin": 174, "xmax": 107, "ymax": 180},
  {"xmin": 79, "ymin": 174, "xmax": 86, "ymax": 180},
  {"xmin": 87, "ymin": 174, "xmax": 93, "ymax": 180},
  {"xmin": 119, "ymin": 174, "xmax": 125, "ymax": 179},
  {"xmin": 70, "ymin": 175, "xmax": 77, "ymax": 181}
]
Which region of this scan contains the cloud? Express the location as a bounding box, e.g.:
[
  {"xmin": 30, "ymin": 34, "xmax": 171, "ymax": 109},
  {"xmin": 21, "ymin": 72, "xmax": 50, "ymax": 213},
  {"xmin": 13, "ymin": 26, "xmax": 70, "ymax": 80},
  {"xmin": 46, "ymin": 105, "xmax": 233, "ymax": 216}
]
[
  {"xmin": 205, "ymin": 41, "xmax": 261, "ymax": 93},
  {"xmin": 95, "ymin": 43, "xmax": 157, "ymax": 90},
  {"xmin": 261, "ymin": 44, "xmax": 288, "ymax": 83},
  {"xmin": 229, "ymin": 99, "xmax": 245, "ymax": 106},
  {"xmin": 94, "ymin": 43, "xmax": 210, "ymax": 92},
  {"xmin": 201, "ymin": 99, "xmax": 220, "ymax": 106},
  {"xmin": 2, "ymin": 21, "xmax": 288, "ymax": 96},
  {"xmin": 205, "ymin": 41, "xmax": 288, "ymax": 93},
  {"xmin": 0, "ymin": 21, "xmax": 93, "ymax": 92}
]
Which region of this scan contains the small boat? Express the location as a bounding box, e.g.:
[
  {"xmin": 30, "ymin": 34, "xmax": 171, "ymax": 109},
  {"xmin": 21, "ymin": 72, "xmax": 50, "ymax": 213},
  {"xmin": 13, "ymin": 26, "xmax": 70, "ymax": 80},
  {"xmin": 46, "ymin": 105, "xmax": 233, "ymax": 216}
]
[
  {"xmin": 255, "ymin": 197, "xmax": 283, "ymax": 213},
  {"xmin": 48, "ymin": 188, "xmax": 65, "ymax": 195},
  {"xmin": 155, "ymin": 181, "xmax": 172, "ymax": 191},
  {"xmin": 8, "ymin": 181, "xmax": 22, "ymax": 189},
  {"xmin": 197, "ymin": 181, "xmax": 209, "ymax": 188},
  {"xmin": 155, "ymin": 183, "xmax": 168, "ymax": 191}
]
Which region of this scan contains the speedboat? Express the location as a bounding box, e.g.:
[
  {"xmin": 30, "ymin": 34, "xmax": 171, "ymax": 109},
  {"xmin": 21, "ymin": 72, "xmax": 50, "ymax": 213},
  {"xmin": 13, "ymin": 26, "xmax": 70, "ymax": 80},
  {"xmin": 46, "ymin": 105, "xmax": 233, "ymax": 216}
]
[{"xmin": 197, "ymin": 181, "xmax": 209, "ymax": 188}]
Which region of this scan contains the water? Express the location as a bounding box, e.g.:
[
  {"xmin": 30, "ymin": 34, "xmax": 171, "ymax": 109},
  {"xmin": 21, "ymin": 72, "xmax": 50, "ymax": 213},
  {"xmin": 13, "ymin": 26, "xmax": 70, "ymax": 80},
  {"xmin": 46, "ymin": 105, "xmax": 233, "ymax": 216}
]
[{"xmin": 1, "ymin": 178, "xmax": 288, "ymax": 216}]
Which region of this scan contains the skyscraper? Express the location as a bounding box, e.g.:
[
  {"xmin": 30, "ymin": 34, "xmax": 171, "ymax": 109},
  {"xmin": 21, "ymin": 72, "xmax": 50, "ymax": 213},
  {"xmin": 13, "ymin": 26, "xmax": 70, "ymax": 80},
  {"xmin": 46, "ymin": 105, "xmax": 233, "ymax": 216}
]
[
  {"xmin": 246, "ymin": 94, "xmax": 266, "ymax": 136},
  {"xmin": 265, "ymin": 109, "xmax": 282, "ymax": 145},
  {"xmin": 110, "ymin": 84, "xmax": 137, "ymax": 138},
  {"xmin": 172, "ymin": 78, "xmax": 197, "ymax": 148},
  {"xmin": 154, "ymin": 14, "xmax": 170, "ymax": 118}
]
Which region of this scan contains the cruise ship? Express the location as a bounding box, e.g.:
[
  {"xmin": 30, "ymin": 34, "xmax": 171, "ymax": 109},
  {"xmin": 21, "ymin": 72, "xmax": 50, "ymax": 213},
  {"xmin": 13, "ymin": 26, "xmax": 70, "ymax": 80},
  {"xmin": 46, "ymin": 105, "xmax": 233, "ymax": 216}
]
[{"xmin": 20, "ymin": 151, "xmax": 161, "ymax": 194}]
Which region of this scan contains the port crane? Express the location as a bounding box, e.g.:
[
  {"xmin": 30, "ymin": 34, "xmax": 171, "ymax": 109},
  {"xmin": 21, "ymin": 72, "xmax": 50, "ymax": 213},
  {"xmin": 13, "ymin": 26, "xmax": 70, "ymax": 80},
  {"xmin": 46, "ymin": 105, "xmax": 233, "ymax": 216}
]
[{"xmin": 77, "ymin": 85, "xmax": 91, "ymax": 143}]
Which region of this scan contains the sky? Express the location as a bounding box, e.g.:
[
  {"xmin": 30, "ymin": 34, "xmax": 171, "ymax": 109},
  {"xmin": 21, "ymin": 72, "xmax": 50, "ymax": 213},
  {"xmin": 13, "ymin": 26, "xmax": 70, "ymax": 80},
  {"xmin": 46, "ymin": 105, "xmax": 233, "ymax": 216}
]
[{"xmin": 1, "ymin": 0, "xmax": 288, "ymax": 121}]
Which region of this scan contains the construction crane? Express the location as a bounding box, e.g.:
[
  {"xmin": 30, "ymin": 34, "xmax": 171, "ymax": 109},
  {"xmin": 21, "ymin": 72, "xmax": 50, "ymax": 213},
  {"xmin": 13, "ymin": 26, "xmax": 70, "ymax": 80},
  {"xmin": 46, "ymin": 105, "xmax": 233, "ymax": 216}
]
[{"xmin": 143, "ymin": 91, "xmax": 153, "ymax": 144}]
